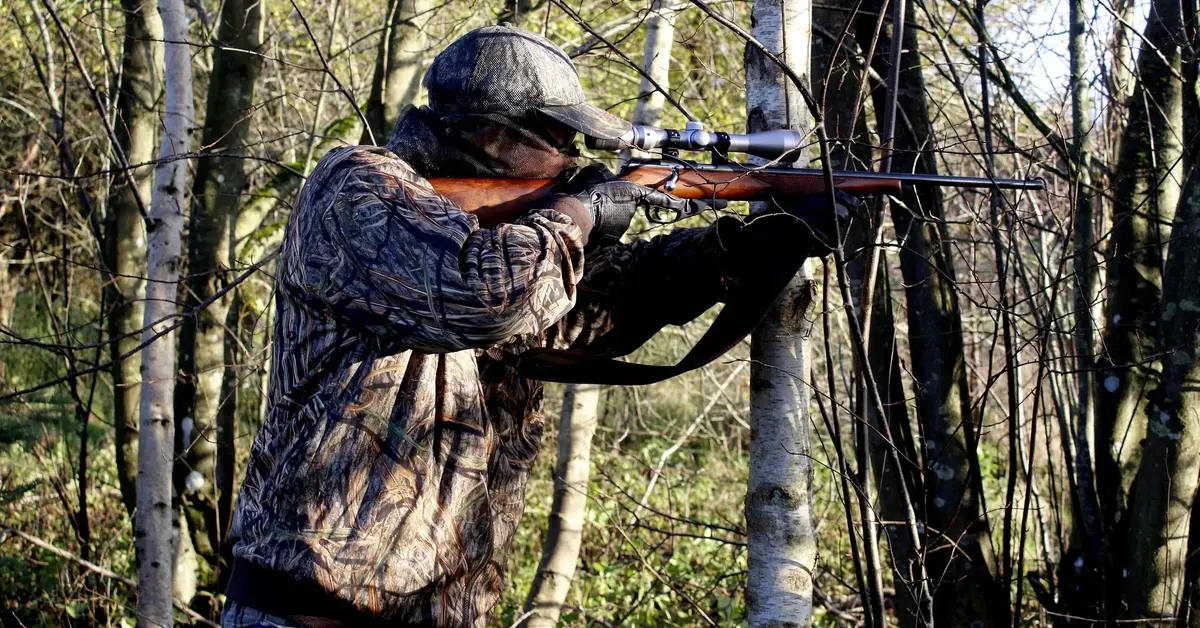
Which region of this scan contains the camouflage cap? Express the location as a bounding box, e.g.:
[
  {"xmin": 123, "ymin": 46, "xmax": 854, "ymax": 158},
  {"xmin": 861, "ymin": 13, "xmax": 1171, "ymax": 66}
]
[{"xmin": 424, "ymin": 24, "xmax": 631, "ymax": 140}]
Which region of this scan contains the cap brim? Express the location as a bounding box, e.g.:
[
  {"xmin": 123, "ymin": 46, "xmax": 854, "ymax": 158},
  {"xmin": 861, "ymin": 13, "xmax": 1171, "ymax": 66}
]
[{"xmin": 539, "ymin": 103, "xmax": 631, "ymax": 140}]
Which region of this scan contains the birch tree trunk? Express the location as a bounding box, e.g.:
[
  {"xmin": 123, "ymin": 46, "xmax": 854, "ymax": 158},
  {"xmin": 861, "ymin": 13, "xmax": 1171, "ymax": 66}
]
[
  {"xmin": 108, "ymin": 0, "xmax": 163, "ymax": 520},
  {"xmin": 744, "ymin": 1, "xmax": 817, "ymax": 625},
  {"xmin": 135, "ymin": 0, "xmax": 193, "ymax": 621},
  {"xmin": 361, "ymin": 0, "xmax": 432, "ymax": 144},
  {"xmin": 619, "ymin": 0, "xmax": 679, "ymax": 162},
  {"xmin": 522, "ymin": 383, "xmax": 601, "ymax": 627},
  {"xmin": 632, "ymin": 1, "xmax": 675, "ymax": 127},
  {"xmin": 1066, "ymin": 0, "xmax": 1109, "ymax": 609},
  {"xmin": 174, "ymin": 0, "xmax": 263, "ymax": 597}
]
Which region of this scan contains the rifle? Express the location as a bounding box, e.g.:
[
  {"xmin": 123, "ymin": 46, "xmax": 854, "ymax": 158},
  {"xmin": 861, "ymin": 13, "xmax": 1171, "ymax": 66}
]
[
  {"xmin": 424, "ymin": 122, "xmax": 1045, "ymax": 385},
  {"xmin": 427, "ymin": 121, "xmax": 1046, "ymax": 225}
]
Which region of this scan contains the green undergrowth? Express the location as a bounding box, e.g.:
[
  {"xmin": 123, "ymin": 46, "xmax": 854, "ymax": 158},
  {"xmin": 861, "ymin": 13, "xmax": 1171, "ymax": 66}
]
[
  {"xmin": 0, "ymin": 383, "xmax": 862, "ymax": 627},
  {"xmin": 1, "ymin": 430, "xmax": 139, "ymax": 627}
]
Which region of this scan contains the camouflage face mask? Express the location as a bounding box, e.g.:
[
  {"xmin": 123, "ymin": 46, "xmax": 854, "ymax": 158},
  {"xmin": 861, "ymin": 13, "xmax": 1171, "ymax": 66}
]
[{"xmin": 387, "ymin": 105, "xmax": 577, "ymax": 179}]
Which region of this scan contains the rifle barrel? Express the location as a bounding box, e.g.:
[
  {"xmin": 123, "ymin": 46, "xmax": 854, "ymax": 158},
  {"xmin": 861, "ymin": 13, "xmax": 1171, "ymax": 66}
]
[
  {"xmin": 879, "ymin": 170, "xmax": 1047, "ymax": 191},
  {"xmin": 767, "ymin": 166, "xmax": 1047, "ymax": 191},
  {"xmin": 633, "ymin": 160, "xmax": 1047, "ymax": 192}
]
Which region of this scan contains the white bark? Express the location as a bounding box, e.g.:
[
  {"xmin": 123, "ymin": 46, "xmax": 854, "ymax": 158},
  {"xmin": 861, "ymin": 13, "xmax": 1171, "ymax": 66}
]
[
  {"xmin": 521, "ymin": 383, "xmax": 601, "ymax": 627},
  {"xmin": 621, "ymin": 0, "xmax": 681, "ymax": 162},
  {"xmin": 173, "ymin": 511, "xmax": 197, "ymax": 603},
  {"xmin": 744, "ymin": 0, "xmax": 816, "ymax": 626},
  {"xmin": 362, "ymin": 0, "xmax": 432, "ymax": 143},
  {"xmin": 135, "ymin": 0, "xmax": 192, "ymax": 622},
  {"xmin": 634, "ymin": 0, "xmax": 675, "ymax": 126},
  {"xmin": 381, "ymin": 0, "xmax": 431, "ymax": 121}
]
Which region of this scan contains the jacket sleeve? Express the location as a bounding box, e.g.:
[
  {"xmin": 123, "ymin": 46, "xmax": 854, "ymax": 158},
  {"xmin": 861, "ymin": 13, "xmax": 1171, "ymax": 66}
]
[
  {"xmin": 543, "ymin": 210, "xmax": 824, "ymax": 355},
  {"xmin": 278, "ymin": 146, "xmax": 586, "ymax": 353},
  {"xmin": 543, "ymin": 220, "xmax": 731, "ymax": 354}
]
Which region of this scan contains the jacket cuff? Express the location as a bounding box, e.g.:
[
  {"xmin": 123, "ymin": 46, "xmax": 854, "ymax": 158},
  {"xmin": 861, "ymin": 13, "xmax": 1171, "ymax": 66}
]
[{"xmin": 546, "ymin": 194, "xmax": 593, "ymax": 246}]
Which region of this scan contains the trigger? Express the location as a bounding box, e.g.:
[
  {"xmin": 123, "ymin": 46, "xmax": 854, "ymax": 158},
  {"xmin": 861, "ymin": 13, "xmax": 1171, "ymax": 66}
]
[{"xmin": 647, "ymin": 205, "xmax": 678, "ymax": 224}]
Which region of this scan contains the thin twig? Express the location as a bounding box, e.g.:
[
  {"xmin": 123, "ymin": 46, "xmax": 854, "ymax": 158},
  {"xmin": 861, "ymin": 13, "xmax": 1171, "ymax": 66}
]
[
  {"xmin": 0, "ymin": 248, "xmax": 280, "ymax": 403},
  {"xmin": 549, "ymin": 0, "xmax": 696, "ymax": 121},
  {"xmin": 818, "ymin": 259, "xmax": 875, "ymax": 628},
  {"xmin": 2, "ymin": 527, "xmax": 220, "ymax": 627},
  {"xmin": 289, "ymin": 0, "xmax": 374, "ymax": 146},
  {"xmin": 634, "ymin": 362, "xmax": 745, "ymax": 514},
  {"xmin": 2, "ymin": 152, "xmax": 306, "ymax": 183},
  {"xmin": 38, "ymin": 0, "xmax": 151, "ymax": 221},
  {"xmin": 685, "ymin": 0, "xmax": 822, "ymax": 116}
]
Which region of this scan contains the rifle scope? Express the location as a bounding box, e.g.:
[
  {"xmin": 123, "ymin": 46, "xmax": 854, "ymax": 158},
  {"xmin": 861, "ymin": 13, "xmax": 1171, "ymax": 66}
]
[{"xmin": 586, "ymin": 121, "xmax": 805, "ymax": 160}]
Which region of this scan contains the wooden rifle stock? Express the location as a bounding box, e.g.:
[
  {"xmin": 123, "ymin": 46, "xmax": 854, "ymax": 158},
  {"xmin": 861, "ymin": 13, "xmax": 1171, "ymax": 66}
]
[
  {"xmin": 425, "ymin": 178, "xmax": 557, "ymax": 226},
  {"xmin": 427, "ymin": 164, "xmax": 905, "ymax": 225}
]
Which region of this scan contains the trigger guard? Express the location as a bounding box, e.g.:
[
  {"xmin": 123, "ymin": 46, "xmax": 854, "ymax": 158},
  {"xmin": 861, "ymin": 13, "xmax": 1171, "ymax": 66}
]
[
  {"xmin": 644, "ymin": 198, "xmax": 712, "ymax": 224},
  {"xmin": 646, "ymin": 205, "xmax": 679, "ymax": 224}
]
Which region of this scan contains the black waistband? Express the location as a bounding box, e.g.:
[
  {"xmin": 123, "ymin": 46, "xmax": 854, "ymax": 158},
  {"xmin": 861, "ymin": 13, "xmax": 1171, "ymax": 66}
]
[{"xmin": 225, "ymin": 558, "xmax": 409, "ymax": 628}]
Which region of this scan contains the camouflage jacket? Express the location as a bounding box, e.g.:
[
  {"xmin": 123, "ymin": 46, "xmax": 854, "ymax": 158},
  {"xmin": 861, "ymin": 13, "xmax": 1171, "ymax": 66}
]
[{"xmin": 226, "ymin": 144, "xmax": 736, "ymax": 626}]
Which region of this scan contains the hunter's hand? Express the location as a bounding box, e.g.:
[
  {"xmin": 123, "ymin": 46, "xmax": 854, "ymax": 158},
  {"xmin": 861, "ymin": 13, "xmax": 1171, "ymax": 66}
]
[{"xmin": 566, "ymin": 164, "xmax": 696, "ymax": 245}]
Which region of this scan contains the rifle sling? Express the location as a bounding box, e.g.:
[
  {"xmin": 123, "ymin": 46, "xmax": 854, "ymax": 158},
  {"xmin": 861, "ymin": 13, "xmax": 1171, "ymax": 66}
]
[{"xmin": 517, "ymin": 246, "xmax": 807, "ymax": 386}]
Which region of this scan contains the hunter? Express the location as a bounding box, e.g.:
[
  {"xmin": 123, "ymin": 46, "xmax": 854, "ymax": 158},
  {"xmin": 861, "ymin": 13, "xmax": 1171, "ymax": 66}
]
[{"xmin": 222, "ymin": 24, "xmax": 832, "ymax": 627}]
